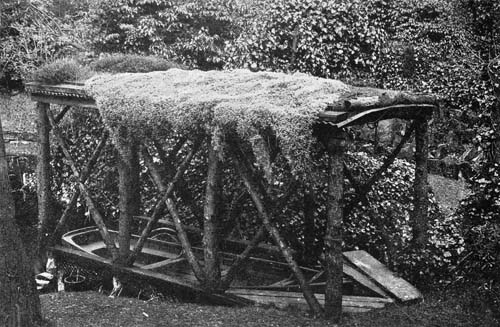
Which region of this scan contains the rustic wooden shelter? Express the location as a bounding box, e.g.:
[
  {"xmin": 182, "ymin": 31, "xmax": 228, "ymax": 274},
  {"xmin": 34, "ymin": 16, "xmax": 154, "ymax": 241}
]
[{"xmin": 26, "ymin": 69, "xmax": 435, "ymax": 321}]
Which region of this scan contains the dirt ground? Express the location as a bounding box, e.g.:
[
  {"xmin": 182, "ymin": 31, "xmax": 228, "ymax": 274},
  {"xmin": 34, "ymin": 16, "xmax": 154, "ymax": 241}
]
[{"xmin": 39, "ymin": 289, "xmax": 498, "ymax": 327}]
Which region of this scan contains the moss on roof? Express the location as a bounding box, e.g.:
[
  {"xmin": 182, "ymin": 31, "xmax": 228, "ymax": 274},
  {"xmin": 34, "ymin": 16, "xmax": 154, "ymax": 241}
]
[
  {"xmin": 31, "ymin": 58, "xmax": 95, "ymax": 85},
  {"xmin": 91, "ymin": 54, "xmax": 186, "ymax": 73},
  {"xmin": 85, "ymin": 69, "xmax": 352, "ymax": 172},
  {"xmin": 85, "ymin": 69, "xmax": 355, "ymax": 131}
]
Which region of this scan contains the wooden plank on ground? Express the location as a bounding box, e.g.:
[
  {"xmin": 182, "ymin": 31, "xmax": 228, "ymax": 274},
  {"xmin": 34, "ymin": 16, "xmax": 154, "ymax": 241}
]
[
  {"xmin": 50, "ymin": 245, "xmax": 253, "ymax": 306},
  {"xmin": 343, "ymin": 262, "xmax": 390, "ymax": 298},
  {"xmin": 227, "ymin": 289, "xmax": 392, "ymax": 313},
  {"xmin": 343, "ymin": 250, "xmax": 423, "ymax": 303}
]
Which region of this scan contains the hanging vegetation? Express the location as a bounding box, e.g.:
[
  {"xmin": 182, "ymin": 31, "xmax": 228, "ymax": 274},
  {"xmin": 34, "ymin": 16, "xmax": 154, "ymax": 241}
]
[{"xmin": 84, "ymin": 68, "xmax": 416, "ymax": 175}]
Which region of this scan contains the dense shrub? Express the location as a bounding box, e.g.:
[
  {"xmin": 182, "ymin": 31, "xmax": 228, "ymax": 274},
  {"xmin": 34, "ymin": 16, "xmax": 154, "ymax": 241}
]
[
  {"xmin": 271, "ymin": 151, "xmax": 463, "ymax": 285},
  {"xmin": 456, "ymin": 162, "xmax": 500, "ymax": 308},
  {"xmin": 373, "ymin": 0, "xmax": 498, "ymax": 158},
  {"xmin": 31, "ymin": 58, "xmax": 94, "ymax": 84},
  {"xmin": 225, "ymin": 0, "xmax": 387, "ymax": 79},
  {"xmin": 92, "ymin": 54, "xmax": 186, "ymax": 73}
]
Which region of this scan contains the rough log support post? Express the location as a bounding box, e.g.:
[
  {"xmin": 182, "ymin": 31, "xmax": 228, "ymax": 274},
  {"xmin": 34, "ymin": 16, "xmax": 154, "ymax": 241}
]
[
  {"xmin": 36, "ymin": 101, "xmax": 52, "ymax": 274},
  {"xmin": 220, "ymin": 226, "xmax": 266, "ymax": 290},
  {"xmin": 130, "ymin": 142, "xmax": 199, "ymax": 260},
  {"xmin": 324, "ymin": 131, "xmax": 346, "ymax": 322},
  {"xmin": 230, "ymin": 141, "xmax": 324, "ymax": 317},
  {"xmin": 116, "ymin": 127, "xmax": 141, "ymax": 265},
  {"xmin": 46, "ymin": 110, "xmax": 119, "ymax": 260},
  {"xmin": 303, "ymin": 187, "xmax": 316, "ymax": 263},
  {"xmin": 203, "ymin": 133, "xmax": 223, "ymax": 291},
  {"xmin": 412, "ymin": 118, "xmax": 429, "ymax": 247},
  {"xmin": 343, "ymin": 121, "xmax": 416, "ymax": 218},
  {"xmin": 51, "ymin": 130, "xmax": 109, "ymax": 242},
  {"xmin": 220, "ymin": 179, "xmax": 299, "ymax": 290},
  {"xmin": 137, "ymin": 140, "xmax": 207, "ymax": 282}
]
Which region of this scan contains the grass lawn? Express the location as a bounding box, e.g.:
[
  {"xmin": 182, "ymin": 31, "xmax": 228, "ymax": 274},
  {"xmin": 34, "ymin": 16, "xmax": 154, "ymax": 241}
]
[{"xmin": 39, "ymin": 289, "xmax": 498, "ymax": 327}]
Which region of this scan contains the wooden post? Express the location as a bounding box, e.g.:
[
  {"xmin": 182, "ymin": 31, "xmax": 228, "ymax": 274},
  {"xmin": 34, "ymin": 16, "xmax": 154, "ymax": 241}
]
[
  {"xmin": 230, "ymin": 142, "xmax": 324, "ymax": 317},
  {"xmin": 116, "ymin": 127, "xmax": 141, "ymax": 264},
  {"xmin": 220, "ymin": 226, "xmax": 266, "ymax": 289},
  {"xmin": 136, "ymin": 141, "xmax": 207, "ymax": 282},
  {"xmin": 46, "ymin": 110, "xmax": 119, "ymax": 260},
  {"xmin": 324, "ymin": 132, "xmax": 346, "ymax": 322},
  {"xmin": 36, "ymin": 102, "xmax": 52, "ymax": 274},
  {"xmin": 343, "ymin": 121, "xmax": 416, "ymax": 217},
  {"xmin": 412, "ymin": 118, "xmax": 429, "ymax": 247},
  {"xmin": 303, "ymin": 187, "xmax": 316, "ymax": 264},
  {"xmin": 203, "ymin": 133, "xmax": 223, "ymax": 291},
  {"xmin": 52, "ymin": 130, "xmax": 109, "ymax": 242}
]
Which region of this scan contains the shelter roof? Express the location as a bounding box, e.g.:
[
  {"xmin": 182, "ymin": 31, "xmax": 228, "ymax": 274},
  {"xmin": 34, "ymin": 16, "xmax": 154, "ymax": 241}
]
[{"xmin": 25, "ymin": 69, "xmax": 436, "ymax": 129}]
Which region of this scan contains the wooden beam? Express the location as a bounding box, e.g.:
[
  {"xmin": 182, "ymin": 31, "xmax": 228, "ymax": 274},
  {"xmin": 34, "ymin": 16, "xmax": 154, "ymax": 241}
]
[
  {"xmin": 220, "ymin": 226, "xmax": 266, "ymax": 289},
  {"xmin": 36, "ymin": 102, "xmax": 52, "ymax": 274},
  {"xmin": 411, "ymin": 118, "xmax": 429, "ymax": 247},
  {"xmin": 344, "ymin": 250, "xmax": 422, "ymax": 303},
  {"xmin": 115, "ymin": 127, "xmax": 141, "ymax": 264},
  {"xmin": 343, "ymin": 162, "xmax": 370, "ymax": 207},
  {"xmin": 52, "ymin": 129, "xmax": 109, "ymax": 242},
  {"xmin": 134, "ymin": 140, "xmax": 206, "ymax": 283},
  {"xmin": 129, "ymin": 141, "xmax": 200, "ymax": 263},
  {"xmin": 30, "ymin": 94, "xmax": 97, "ymax": 109},
  {"xmin": 26, "ymin": 83, "xmax": 96, "ymax": 109},
  {"xmin": 54, "ymin": 105, "xmax": 71, "ymax": 124},
  {"xmin": 203, "ymin": 131, "xmax": 223, "ymax": 291},
  {"xmin": 324, "ymin": 131, "xmax": 346, "ymax": 322},
  {"xmin": 318, "ymin": 104, "xmax": 435, "ymax": 128},
  {"xmin": 343, "ymin": 121, "xmax": 417, "ymax": 217},
  {"xmin": 342, "ymin": 264, "xmax": 390, "ymax": 298},
  {"xmin": 327, "ymin": 92, "xmax": 437, "ymax": 112},
  {"xmin": 46, "ymin": 110, "xmax": 119, "ymax": 260},
  {"xmin": 227, "ymin": 289, "xmax": 393, "ymax": 313},
  {"xmin": 50, "ymin": 245, "xmax": 252, "ymax": 306},
  {"xmin": 153, "ymin": 136, "xmax": 187, "ymax": 180},
  {"xmin": 229, "ymin": 139, "xmax": 324, "ymax": 317},
  {"xmin": 142, "ymin": 257, "xmax": 187, "ymax": 270}
]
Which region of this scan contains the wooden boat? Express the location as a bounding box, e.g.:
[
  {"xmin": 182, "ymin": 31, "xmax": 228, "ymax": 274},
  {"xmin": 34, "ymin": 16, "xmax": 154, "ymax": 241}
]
[
  {"xmin": 59, "ymin": 226, "xmax": 320, "ymax": 289},
  {"xmin": 50, "ymin": 224, "xmax": 422, "ymax": 312}
]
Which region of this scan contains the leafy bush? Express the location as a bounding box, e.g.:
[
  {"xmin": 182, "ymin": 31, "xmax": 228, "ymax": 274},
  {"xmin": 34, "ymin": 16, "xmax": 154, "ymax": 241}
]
[
  {"xmin": 87, "ymin": 0, "xmax": 250, "ymax": 69},
  {"xmin": 347, "ymin": 153, "xmax": 463, "ymax": 285},
  {"xmin": 0, "ymin": 0, "xmax": 88, "ymax": 92},
  {"xmin": 456, "ymin": 162, "xmax": 500, "ymax": 307},
  {"xmin": 273, "ymin": 151, "xmax": 463, "ymax": 286},
  {"xmin": 92, "ymin": 54, "xmax": 186, "ymax": 73},
  {"xmin": 31, "ymin": 58, "xmax": 94, "ymax": 84},
  {"xmin": 372, "ymin": 0, "xmax": 497, "ymax": 155},
  {"xmin": 225, "ymin": 0, "xmax": 387, "ymax": 79}
]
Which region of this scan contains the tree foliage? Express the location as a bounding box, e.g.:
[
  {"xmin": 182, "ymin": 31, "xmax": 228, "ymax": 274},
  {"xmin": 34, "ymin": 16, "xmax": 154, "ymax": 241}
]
[
  {"xmin": 0, "ymin": 0, "xmax": 84, "ymax": 93},
  {"xmin": 87, "ymin": 0, "xmax": 251, "ymax": 69}
]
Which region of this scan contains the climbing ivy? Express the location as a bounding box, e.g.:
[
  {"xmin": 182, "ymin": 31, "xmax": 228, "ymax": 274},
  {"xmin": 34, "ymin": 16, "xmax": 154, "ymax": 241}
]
[{"xmin": 224, "ymin": 0, "xmax": 387, "ymax": 80}]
